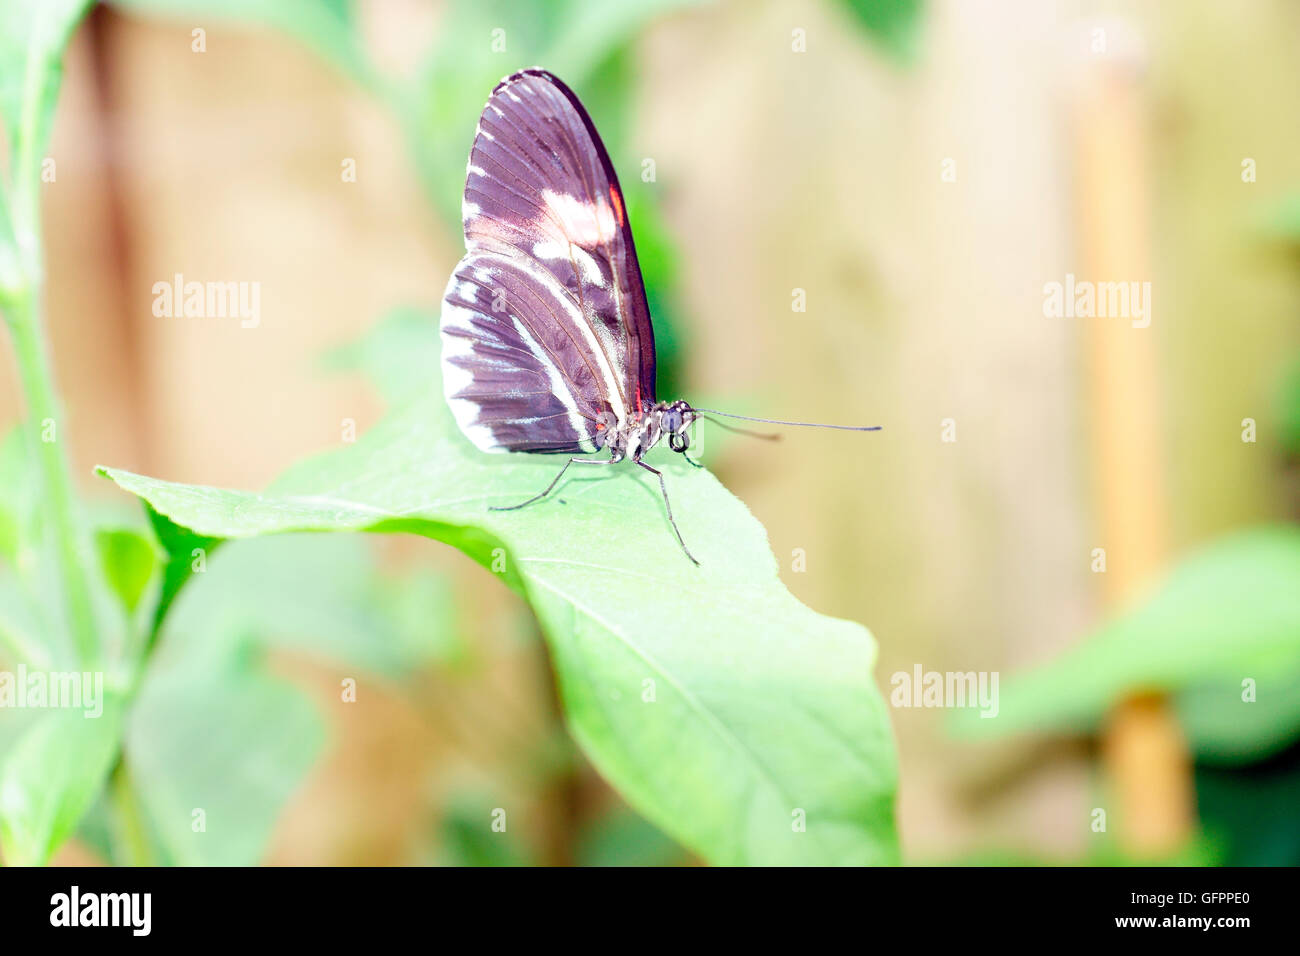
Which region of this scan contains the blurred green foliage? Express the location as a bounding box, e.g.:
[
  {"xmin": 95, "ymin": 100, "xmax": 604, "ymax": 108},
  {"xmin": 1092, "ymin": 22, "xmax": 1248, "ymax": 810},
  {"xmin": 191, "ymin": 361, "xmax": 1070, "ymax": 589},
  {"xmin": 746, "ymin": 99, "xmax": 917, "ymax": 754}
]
[
  {"xmin": 110, "ymin": 531, "xmax": 457, "ymax": 867},
  {"xmin": 930, "ymin": 839, "xmax": 1222, "ymax": 868},
  {"xmin": 1197, "ymin": 743, "xmax": 1300, "ymax": 866},
  {"xmin": 161, "ymin": 533, "xmax": 462, "ymax": 679},
  {"xmin": 1281, "ymin": 360, "xmax": 1300, "ymax": 461},
  {"xmin": 435, "ymin": 796, "xmax": 534, "ymax": 867},
  {"xmin": 952, "ymin": 528, "xmax": 1300, "ymax": 763},
  {"xmin": 1260, "ymin": 192, "xmax": 1300, "ymax": 244},
  {"xmin": 575, "ymin": 804, "xmax": 686, "ymax": 866},
  {"xmin": 0, "ymin": 0, "xmax": 93, "ymax": 288},
  {"xmin": 0, "ymin": 466, "xmax": 464, "ymax": 866},
  {"xmin": 835, "ymin": 0, "xmax": 924, "ymax": 64},
  {"xmin": 949, "ymin": 525, "xmax": 1300, "ymax": 865},
  {"xmin": 124, "ymin": 630, "xmax": 324, "ymax": 867},
  {"xmin": 0, "ymin": 696, "xmax": 125, "ymax": 865}
]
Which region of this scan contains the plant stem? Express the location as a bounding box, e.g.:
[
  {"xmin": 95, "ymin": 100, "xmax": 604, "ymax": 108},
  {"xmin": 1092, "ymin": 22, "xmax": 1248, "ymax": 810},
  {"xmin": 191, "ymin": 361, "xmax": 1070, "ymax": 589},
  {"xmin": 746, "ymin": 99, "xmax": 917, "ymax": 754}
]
[
  {"xmin": 109, "ymin": 759, "xmax": 153, "ymax": 866},
  {"xmin": 1, "ymin": 285, "xmax": 98, "ymax": 666}
]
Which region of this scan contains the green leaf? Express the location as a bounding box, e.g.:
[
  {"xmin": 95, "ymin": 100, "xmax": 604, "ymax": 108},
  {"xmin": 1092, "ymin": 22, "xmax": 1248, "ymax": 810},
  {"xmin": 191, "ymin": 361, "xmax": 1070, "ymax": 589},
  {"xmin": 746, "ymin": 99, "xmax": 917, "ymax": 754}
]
[
  {"xmin": 97, "ymin": 333, "xmax": 898, "ymax": 866},
  {"xmin": 950, "ymin": 528, "xmax": 1300, "ymax": 762},
  {"xmin": 1175, "ymin": 666, "xmax": 1300, "ymax": 766},
  {"xmin": 164, "ymin": 533, "xmax": 462, "ymax": 678},
  {"xmin": 0, "ymin": 693, "xmax": 125, "ymax": 865},
  {"xmin": 144, "ymin": 503, "xmax": 221, "ymax": 641},
  {"xmin": 125, "ymin": 635, "xmax": 325, "ymax": 866},
  {"xmin": 835, "ymin": 0, "xmax": 925, "ymax": 64},
  {"xmin": 94, "ymin": 527, "xmax": 157, "ymax": 617}
]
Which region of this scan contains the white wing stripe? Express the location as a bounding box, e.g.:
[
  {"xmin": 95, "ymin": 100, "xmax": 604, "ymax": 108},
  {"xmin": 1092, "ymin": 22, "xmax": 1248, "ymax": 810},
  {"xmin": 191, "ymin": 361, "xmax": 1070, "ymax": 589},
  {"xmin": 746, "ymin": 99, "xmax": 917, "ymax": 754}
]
[
  {"xmin": 506, "ymin": 314, "xmax": 594, "ymax": 453},
  {"xmin": 465, "ymin": 242, "xmax": 627, "ymax": 423}
]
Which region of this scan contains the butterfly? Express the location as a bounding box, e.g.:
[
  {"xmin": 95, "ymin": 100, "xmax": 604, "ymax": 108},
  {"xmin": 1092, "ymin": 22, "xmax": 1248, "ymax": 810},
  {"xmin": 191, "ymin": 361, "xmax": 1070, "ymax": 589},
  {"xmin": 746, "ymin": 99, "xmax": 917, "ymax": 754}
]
[{"xmin": 440, "ymin": 68, "xmax": 878, "ymax": 565}]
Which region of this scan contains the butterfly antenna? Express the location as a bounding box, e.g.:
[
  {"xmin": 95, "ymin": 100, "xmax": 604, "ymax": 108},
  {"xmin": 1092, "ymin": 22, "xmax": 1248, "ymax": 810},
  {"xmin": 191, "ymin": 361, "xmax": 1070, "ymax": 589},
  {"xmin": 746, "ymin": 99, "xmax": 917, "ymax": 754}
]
[
  {"xmin": 697, "ymin": 415, "xmax": 781, "ymax": 441},
  {"xmin": 694, "ymin": 409, "xmax": 882, "ymax": 434}
]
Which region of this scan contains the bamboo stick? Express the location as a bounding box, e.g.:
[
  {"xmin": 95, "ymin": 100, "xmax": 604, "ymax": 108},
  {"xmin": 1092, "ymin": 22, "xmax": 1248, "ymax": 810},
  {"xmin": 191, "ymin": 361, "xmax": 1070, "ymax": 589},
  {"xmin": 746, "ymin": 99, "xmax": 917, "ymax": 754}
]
[{"xmin": 1072, "ymin": 38, "xmax": 1193, "ymax": 857}]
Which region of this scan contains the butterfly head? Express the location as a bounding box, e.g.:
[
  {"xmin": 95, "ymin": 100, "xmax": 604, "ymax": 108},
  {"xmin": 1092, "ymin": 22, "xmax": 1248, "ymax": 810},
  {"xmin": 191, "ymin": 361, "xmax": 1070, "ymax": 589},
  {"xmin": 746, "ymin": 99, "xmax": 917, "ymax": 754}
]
[
  {"xmin": 656, "ymin": 400, "xmax": 697, "ymax": 454},
  {"xmin": 593, "ymin": 401, "xmax": 697, "ymax": 457}
]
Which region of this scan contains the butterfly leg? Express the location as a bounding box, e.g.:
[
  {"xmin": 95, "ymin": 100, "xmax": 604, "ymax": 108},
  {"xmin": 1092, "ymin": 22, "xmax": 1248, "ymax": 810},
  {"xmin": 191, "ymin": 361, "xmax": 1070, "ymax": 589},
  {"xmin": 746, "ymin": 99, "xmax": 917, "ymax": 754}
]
[
  {"xmin": 634, "ymin": 460, "xmax": 700, "ymax": 566},
  {"xmin": 682, "ymin": 422, "xmax": 704, "ymax": 467},
  {"xmin": 489, "ymin": 457, "xmax": 613, "ymax": 512}
]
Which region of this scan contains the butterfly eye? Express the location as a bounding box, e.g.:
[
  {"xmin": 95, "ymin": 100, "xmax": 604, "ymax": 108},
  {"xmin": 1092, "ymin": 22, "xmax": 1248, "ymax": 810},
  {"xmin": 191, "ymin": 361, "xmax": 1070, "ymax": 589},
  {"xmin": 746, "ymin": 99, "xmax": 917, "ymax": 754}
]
[{"xmin": 662, "ymin": 409, "xmax": 682, "ymax": 432}]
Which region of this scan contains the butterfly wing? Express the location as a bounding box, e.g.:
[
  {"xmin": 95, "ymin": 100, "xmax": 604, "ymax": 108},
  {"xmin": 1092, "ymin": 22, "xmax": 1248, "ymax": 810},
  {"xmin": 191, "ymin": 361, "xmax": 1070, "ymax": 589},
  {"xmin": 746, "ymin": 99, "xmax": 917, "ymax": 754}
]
[{"xmin": 440, "ymin": 68, "xmax": 657, "ymax": 454}]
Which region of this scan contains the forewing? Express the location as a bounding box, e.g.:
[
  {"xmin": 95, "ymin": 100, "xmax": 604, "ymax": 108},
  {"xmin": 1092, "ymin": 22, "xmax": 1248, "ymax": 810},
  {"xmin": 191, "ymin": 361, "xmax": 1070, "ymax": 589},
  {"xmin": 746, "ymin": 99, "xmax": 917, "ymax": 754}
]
[{"xmin": 439, "ymin": 68, "xmax": 656, "ymax": 454}]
